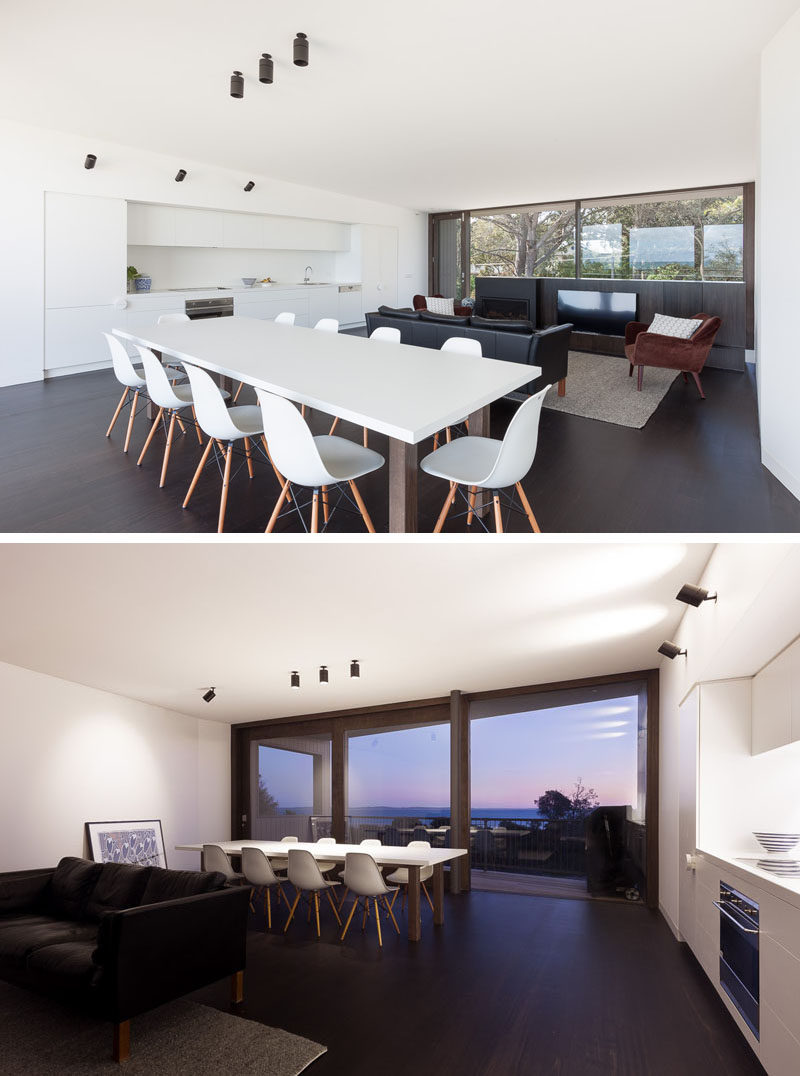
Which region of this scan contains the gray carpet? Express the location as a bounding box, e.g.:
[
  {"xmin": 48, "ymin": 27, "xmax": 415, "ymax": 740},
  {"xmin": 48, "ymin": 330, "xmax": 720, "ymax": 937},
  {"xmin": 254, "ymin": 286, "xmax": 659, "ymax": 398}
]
[
  {"xmin": 542, "ymin": 350, "xmax": 678, "ymax": 428},
  {"xmin": 0, "ymin": 982, "xmax": 326, "ymax": 1075}
]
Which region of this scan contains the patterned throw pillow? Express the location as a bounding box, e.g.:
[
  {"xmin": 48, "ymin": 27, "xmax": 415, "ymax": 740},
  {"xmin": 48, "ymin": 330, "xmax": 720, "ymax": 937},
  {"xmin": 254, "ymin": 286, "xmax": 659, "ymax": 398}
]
[
  {"xmin": 425, "ymin": 296, "xmax": 455, "ymax": 316},
  {"xmin": 647, "ymin": 313, "xmax": 701, "ymax": 339}
]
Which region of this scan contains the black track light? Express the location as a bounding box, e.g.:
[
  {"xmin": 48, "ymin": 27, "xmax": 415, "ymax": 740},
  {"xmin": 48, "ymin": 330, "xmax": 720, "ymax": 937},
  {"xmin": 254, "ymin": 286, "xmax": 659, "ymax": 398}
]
[
  {"xmin": 319, "ymin": 665, "xmax": 329, "ymax": 686},
  {"xmin": 676, "ymin": 584, "xmax": 717, "ymax": 607},
  {"xmin": 84, "ymin": 154, "xmax": 97, "ymax": 170},
  {"xmin": 244, "ymin": 180, "xmax": 255, "ymax": 192},
  {"xmin": 293, "ymin": 32, "xmax": 309, "ymax": 67},
  {"xmin": 290, "ymin": 671, "xmax": 300, "ymax": 690},
  {"xmin": 658, "ymin": 641, "xmax": 687, "ymax": 661},
  {"xmin": 175, "ymin": 169, "xmax": 187, "ymax": 182},
  {"xmin": 202, "ymin": 687, "xmax": 216, "ymax": 703},
  {"xmin": 230, "ymin": 70, "xmax": 244, "ymax": 98},
  {"xmin": 350, "ymin": 659, "xmax": 360, "ymax": 679},
  {"xmin": 259, "ymin": 53, "xmax": 274, "ymax": 84}
]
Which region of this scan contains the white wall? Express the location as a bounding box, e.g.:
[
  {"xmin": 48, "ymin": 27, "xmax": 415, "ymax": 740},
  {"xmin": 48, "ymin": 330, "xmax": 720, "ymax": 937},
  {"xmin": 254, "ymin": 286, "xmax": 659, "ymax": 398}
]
[
  {"xmin": 0, "ymin": 118, "xmax": 427, "ymax": 387},
  {"xmin": 0, "ymin": 660, "xmax": 230, "ymax": 872},
  {"xmin": 759, "ymin": 9, "xmax": 800, "ymax": 501},
  {"xmin": 127, "ymin": 245, "xmax": 337, "ymax": 291}
]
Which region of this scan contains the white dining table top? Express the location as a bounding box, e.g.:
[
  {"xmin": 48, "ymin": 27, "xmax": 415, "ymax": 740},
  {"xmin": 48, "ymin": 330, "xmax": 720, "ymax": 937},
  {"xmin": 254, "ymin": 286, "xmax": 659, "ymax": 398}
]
[
  {"xmin": 175, "ymin": 839, "xmax": 468, "ymax": 867},
  {"xmin": 113, "ymin": 317, "xmax": 538, "ymax": 445}
]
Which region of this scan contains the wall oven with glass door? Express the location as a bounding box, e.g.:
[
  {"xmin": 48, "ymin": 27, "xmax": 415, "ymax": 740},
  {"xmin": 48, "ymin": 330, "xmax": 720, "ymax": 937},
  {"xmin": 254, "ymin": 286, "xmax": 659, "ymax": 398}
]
[
  {"xmin": 185, "ymin": 296, "xmax": 234, "ymax": 320},
  {"xmin": 714, "ymin": 882, "xmax": 759, "ymax": 1039}
]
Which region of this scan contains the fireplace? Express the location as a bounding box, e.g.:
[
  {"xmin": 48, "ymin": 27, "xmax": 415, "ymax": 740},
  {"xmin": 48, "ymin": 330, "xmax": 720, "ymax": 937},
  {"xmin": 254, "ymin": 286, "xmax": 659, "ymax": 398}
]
[{"xmin": 478, "ymin": 296, "xmax": 530, "ymax": 320}]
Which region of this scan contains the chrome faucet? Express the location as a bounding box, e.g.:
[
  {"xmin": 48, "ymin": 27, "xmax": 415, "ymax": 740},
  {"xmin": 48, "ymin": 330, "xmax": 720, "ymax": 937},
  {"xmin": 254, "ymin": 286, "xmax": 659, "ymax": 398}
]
[{"xmin": 304, "ymin": 265, "xmax": 313, "ymax": 284}]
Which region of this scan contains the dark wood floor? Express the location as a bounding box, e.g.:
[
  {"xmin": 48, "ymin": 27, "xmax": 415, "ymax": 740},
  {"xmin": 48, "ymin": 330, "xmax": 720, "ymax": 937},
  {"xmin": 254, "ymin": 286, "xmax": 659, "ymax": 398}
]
[
  {"xmin": 192, "ymin": 890, "xmax": 764, "ymax": 1076},
  {"xmin": 1, "ymin": 355, "xmax": 798, "ymax": 533}
]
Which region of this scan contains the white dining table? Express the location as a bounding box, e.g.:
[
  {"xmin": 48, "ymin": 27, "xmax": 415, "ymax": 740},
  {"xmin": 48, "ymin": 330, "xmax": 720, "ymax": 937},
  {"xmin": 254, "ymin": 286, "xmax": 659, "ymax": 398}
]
[
  {"xmin": 175, "ymin": 839, "xmax": 468, "ymax": 941},
  {"xmin": 113, "ymin": 317, "xmax": 538, "ymax": 532}
]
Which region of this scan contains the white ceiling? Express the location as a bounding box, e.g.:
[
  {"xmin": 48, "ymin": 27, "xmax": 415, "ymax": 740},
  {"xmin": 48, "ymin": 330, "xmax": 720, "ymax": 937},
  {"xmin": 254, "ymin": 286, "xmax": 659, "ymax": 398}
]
[
  {"xmin": 0, "ymin": 542, "xmax": 713, "ymax": 724},
  {"xmin": 1, "ymin": 1, "xmax": 796, "ymax": 210}
]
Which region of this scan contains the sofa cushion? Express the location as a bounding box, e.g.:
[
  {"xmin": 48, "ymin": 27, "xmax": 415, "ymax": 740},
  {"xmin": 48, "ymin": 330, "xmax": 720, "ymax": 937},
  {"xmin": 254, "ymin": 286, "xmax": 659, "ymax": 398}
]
[
  {"xmin": 419, "ymin": 311, "xmax": 471, "ymax": 325},
  {"xmin": 85, "ymin": 863, "xmax": 152, "ymax": 920},
  {"xmin": 647, "ymin": 313, "xmax": 701, "ymax": 339},
  {"xmin": 139, "ymin": 868, "xmax": 227, "ymax": 906},
  {"xmin": 377, "ymin": 306, "xmax": 420, "ymax": 320},
  {"xmin": 0, "ymin": 914, "xmax": 98, "ymax": 971},
  {"xmin": 26, "ymin": 940, "xmax": 100, "ymax": 995},
  {"xmin": 469, "ymin": 315, "xmax": 535, "ymax": 334},
  {"xmin": 425, "ymin": 296, "xmax": 455, "ymax": 315},
  {"xmin": 48, "ymin": 858, "xmax": 103, "ymax": 921}
]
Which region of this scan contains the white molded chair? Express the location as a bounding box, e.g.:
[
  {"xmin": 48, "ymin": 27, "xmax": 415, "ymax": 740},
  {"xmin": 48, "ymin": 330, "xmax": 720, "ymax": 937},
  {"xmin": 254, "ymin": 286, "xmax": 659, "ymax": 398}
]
[
  {"xmin": 267, "ymin": 834, "xmax": 299, "ymax": 875},
  {"xmin": 314, "ymin": 836, "xmax": 337, "ymax": 875},
  {"xmin": 385, "ymin": 840, "xmax": 435, "ymax": 914},
  {"xmin": 329, "ymin": 325, "xmax": 401, "ymax": 443},
  {"xmin": 103, "ymin": 332, "xmax": 149, "ymax": 453},
  {"xmin": 314, "ymin": 318, "xmax": 339, "ymax": 333},
  {"xmin": 241, "ymin": 846, "xmax": 288, "ymax": 930},
  {"xmin": 433, "ymin": 336, "xmax": 482, "ymax": 450},
  {"xmin": 284, "ymin": 848, "xmax": 342, "ymax": 937},
  {"xmin": 202, "ymin": 843, "xmax": 244, "ymax": 883},
  {"xmin": 339, "ymin": 851, "xmax": 400, "ymax": 947},
  {"xmin": 181, "ymin": 362, "xmax": 286, "ymax": 532},
  {"xmin": 232, "ymin": 312, "xmax": 297, "ymax": 404},
  {"xmin": 256, "ymin": 389, "xmax": 384, "ymax": 534},
  {"xmin": 420, "ymin": 384, "xmax": 551, "ymax": 534},
  {"xmin": 157, "ymin": 312, "xmax": 190, "ymax": 325},
  {"xmin": 337, "ymin": 838, "xmax": 381, "ymax": 905}
]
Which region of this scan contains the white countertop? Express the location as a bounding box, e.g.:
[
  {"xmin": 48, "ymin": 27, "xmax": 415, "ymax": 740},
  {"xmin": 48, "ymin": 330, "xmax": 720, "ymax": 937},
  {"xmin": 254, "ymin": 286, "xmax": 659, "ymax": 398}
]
[
  {"xmin": 699, "ymin": 847, "xmax": 800, "ymax": 910},
  {"xmin": 127, "ymin": 282, "xmax": 358, "ymax": 300}
]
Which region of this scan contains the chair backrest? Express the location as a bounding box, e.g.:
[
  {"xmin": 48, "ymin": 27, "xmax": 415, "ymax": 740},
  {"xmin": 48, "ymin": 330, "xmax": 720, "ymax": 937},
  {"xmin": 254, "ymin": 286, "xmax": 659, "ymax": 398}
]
[
  {"xmin": 370, "ymin": 326, "xmax": 401, "ymax": 343},
  {"xmin": 275, "ymin": 311, "xmax": 296, "ymax": 325},
  {"xmin": 202, "ymin": 843, "xmax": 237, "ymax": 880},
  {"xmin": 483, "ymin": 384, "xmax": 550, "ymax": 490},
  {"xmin": 314, "ymin": 318, "xmax": 339, "ymax": 333},
  {"xmin": 182, "ymin": 362, "xmax": 242, "ymax": 441},
  {"xmin": 280, "ymin": 835, "xmax": 299, "ymax": 843},
  {"xmin": 316, "ymin": 837, "xmax": 336, "ymax": 845},
  {"xmin": 442, "ymin": 336, "xmax": 482, "ymax": 357},
  {"xmin": 342, "ymin": 851, "xmax": 387, "ymax": 897},
  {"xmin": 157, "ymin": 312, "xmax": 190, "ymax": 324},
  {"xmin": 255, "ymin": 388, "xmax": 334, "ymax": 487},
  {"xmin": 382, "ymin": 826, "xmax": 402, "ymax": 847},
  {"xmin": 241, "ymin": 846, "xmax": 280, "ymax": 887},
  {"xmin": 103, "ymin": 332, "xmax": 145, "ymax": 389},
  {"xmin": 408, "ymin": 840, "xmax": 431, "ymax": 851},
  {"xmin": 136, "ymin": 346, "xmax": 186, "ymax": 410},
  {"xmin": 287, "ymin": 847, "xmax": 327, "ymax": 890},
  {"xmin": 410, "ymin": 828, "xmax": 429, "ymax": 844},
  {"xmin": 360, "ymin": 838, "xmax": 381, "ymax": 847}
]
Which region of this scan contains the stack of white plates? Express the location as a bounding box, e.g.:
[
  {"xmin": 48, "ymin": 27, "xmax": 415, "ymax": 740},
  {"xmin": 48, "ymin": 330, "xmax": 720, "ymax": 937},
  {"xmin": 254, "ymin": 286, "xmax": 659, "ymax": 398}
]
[
  {"xmin": 753, "ymin": 831, "xmax": 800, "ymax": 854},
  {"xmin": 753, "ymin": 832, "xmax": 800, "ymax": 876},
  {"xmin": 756, "ymin": 858, "xmax": 800, "ymax": 876}
]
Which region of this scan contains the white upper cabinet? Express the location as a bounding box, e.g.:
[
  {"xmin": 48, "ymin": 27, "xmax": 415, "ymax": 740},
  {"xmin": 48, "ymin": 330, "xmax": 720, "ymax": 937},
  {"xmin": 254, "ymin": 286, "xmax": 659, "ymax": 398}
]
[
  {"xmin": 262, "ymin": 216, "xmax": 349, "ymax": 251},
  {"xmin": 221, "ymin": 212, "xmax": 263, "ymax": 249},
  {"xmin": 128, "ymin": 203, "xmax": 175, "ymax": 246},
  {"xmin": 752, "ymin": 638, "xmax": 800, "ymax": 754},
  {"xmin": 173, "ymin": 207, "xmax": 224, "ymax": 248},
  {"xmin": 46, "ymin": 193, "xmax": 126, "ymax": 308}
]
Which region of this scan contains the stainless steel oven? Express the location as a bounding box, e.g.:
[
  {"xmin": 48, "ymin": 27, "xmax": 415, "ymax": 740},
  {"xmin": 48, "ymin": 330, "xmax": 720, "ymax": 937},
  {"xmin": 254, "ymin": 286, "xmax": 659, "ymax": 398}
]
[
  {"xmin": 714, "ymin": 882, "xmax": 759, "ymax": 1038},
  {"xmin": 185, "ymin": 296, "xmax": 234, "ymax": 320}
]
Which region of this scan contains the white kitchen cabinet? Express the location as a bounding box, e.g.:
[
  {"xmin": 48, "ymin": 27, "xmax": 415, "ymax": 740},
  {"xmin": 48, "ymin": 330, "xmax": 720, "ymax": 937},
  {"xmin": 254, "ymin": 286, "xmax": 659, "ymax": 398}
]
[
  {"xmin": 752, "ymin": 642, "xmax": 796, "ymax": 754},
  {"xmin": 46, "ymin": 193, "xmax": 126, "ymax": 309},
  {"xmin": 361, "ymin": 224, "xmax": 398, "ymax": 312},
  {"xmin": 45, "ymin": 306, "xmax": 126, "ymax": 372},
  {"xmin": 126, "ymin": 308, "xmax": 185, "ymax": 335},
  {"xmin": 308, "ymin": 286, "xmax": 340, "ymax": 326},
  {"xmin": 173, "ymin": 207, "xmax": 223, "ymax": 248},
  {"xmin": 127, "ymin": 203, "xmax": 176, "ymax": 246},
  {"xmin": 222, "ymin": 212, "xmax": 263, "ymax": 249},
  {"xmin": 261, "ymin": 215, "xmax": 349, "ymax": 251},
  {"xmin": 233, "ymin": 295, "xmax": 308, "ymax": 322},
  {"xmin": 678, "ymin": 688, "xmax": 699, "ymax": 950},
  {"xmin": 337, "ymin": 286, "xmax": 363, "ymax": 326}
]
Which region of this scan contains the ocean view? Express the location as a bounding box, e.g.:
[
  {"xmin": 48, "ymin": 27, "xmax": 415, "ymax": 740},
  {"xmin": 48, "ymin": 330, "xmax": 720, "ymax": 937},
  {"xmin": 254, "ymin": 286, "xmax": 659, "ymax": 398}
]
[{"xmin": 282, "ymin": 806, "xmax": 545, "ymax": 820}]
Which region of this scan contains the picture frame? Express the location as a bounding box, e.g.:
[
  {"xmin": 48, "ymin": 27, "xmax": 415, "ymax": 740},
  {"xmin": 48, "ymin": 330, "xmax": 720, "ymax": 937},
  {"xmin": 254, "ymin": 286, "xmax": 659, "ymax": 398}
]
[{"xmin": 85, "ymin": 819, "xmax": 167, "ymax": 868}]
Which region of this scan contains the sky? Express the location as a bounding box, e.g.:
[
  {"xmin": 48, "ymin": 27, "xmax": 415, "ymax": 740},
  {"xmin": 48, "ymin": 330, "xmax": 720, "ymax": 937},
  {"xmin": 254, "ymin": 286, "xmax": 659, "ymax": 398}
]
[{"xmin": 260, "ymin": 696, "xmax": 640, "ymax": 811}]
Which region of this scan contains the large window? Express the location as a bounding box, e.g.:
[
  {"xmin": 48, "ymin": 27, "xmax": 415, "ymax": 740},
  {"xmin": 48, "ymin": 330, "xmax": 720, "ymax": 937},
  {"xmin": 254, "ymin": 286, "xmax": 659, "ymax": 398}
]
[
  {"xmin": 250, "ymin": 733, "xmax": 332, "ymax": 840},
  {"xmin": 470, "ymin": 203, "xmax": 576, "ymax": 287}
]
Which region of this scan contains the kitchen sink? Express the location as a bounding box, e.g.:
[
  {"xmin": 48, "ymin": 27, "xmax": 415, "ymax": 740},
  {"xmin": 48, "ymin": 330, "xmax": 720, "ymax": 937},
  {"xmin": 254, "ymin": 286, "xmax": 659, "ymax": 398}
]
[{"xmin": 297, "ymin": 282, "xmax": 331, "ymax": 285}]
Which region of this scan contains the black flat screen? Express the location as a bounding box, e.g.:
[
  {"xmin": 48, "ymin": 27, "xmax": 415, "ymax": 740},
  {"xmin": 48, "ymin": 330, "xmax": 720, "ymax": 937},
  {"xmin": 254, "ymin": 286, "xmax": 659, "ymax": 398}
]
[{"xmin": 557, "ymin": 290, "xmax": 638, "ymax": 335}]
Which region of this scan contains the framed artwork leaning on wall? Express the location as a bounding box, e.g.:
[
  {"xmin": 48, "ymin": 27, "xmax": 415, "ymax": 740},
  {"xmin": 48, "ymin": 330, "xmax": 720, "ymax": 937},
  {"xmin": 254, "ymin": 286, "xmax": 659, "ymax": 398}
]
[{"xmin": 85, "ymin": 819, "xmax": 167, "ymax": 868}]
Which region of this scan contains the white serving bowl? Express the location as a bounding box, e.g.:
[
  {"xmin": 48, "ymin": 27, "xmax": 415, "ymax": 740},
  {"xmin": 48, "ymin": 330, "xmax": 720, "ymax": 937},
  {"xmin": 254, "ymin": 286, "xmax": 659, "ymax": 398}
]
[
  {"xmin": 241, "ymin": 277, "xmax": 257, "ymax": 286},
  {"xmin": 753, "ymin": 831, "xmax": 800, "ymax": 854}
]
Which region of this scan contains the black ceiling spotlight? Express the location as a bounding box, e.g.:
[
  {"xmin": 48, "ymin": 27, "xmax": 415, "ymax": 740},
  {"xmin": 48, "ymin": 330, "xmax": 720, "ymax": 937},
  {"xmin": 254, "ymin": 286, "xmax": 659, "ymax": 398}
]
[
  {"xmin": 676, "ymin": 583, "xmax": 718, "ymax": 607},
  {"xmin": 259, "ymin": 53, "xmax": 274, "ymax": 84},
  {"xmin": 293, "ymin": 32, "xmax": 309, "ymax": 67},
  {"xmin": 319, "ymin": 665, "xmax": 329, "ymax": 686},
  {"xmin": 175, "ymin": 169, "xmax": 187, "ymax": 182},
  {"xmin": 230, "ymin": 70, "xmax": 244, "ymax": 98},
  {"xmin": 658, "ymin": 641, "xmax": 688, "ymax": 661},
  {"xmin": 244, "ymin": 180, "xmax": 255, "ymax": 192},
  {"xmin": 350, "ymin": 659, "xmax": 360, "ymax": 679},
  {"xmin": 84, "ymin": 154, "xmax": 97, "ymax": 170},
  {"xmin": 290, "ymin": 671, "xmax": 300, "ymax": 690},
  {"xmin": 202, "ymin": 687, "xmax": 216, "ymax": 703}
]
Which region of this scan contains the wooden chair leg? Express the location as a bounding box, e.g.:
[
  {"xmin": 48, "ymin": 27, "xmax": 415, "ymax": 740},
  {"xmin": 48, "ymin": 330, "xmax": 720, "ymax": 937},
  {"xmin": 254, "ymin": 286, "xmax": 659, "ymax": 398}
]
[
  {"xmin": 123, "ymin": 391, "xmax": 139, "ymax": 454},
  {"xmin": 183, "ymin": 436, "xmax": 214, "ymax": 508},
  {"xmin": 311, "ymin": 489, "xmax": 320, "ymax": 533},
  {"xmin": 421, "ymin": 880, "xmax": 434, "ymax": 912},
  {"xmin": 232, "ymin": 380, "xmax": 244, "ymax": 403},
  {"xmin": 325, "ymin": 888, "xmax": 342, "ymax": 926},
  {"xmin": 321, "ymin": 485, "xmax": 329, "ymax": 525},
  {"xmin": 244, "ymin": 437, "xmax": 255, "ymax": 479},
  {"xmin": 349, "ymin": 480, "xmax": 376, "ymax": 533},
  {"xmin": 137, "ymin": 407, "xmax": 164, "ymax": 466},
  {"xmin": 383, "ymin": 895, "xmax": 401, "ymax": 934},
  {"xmin": 159, "ymin": 410, "xmax": 177, "ymax": 488},
  {"xmin": 231, "ymin": 970, "xmax": 244, "ymax": 1004},
  {"xmin": 313, "ymin": 892, "xmax": 321, "ymax": 937},
  {"xmin": 266, "ymin": 887, "xmax": 272, "ymax": 930},
  {"xmin": 516, "ymin": 482, "xmax": 541, "ymax": 533},
  {"xmin": 467, "ymin": 486, "xmax": 477, "ymax": 526},
  {"xmin": 434, "ymin": 483, "xmax": 458, "ymax": 534},
  {"xmin": 328, "ymin": 416, "xmax": 340, "ymax": 435},
  {"xmin": 338, "ymin": 886, "xmax": 350, "ymax": 911},
  {"xmin": 112, "ymin": 1020, "xmax": 130, "ymax": 1063},
  {"xmin": 361, "ymin": 899, "xmax": 369, "ymax": 932},
  {"xmin": 493, "ymin": 492, "xmax": 504, "ymax": 533},
  {"xmin": 433, "ymin": 432, "xmax": 440, "ymax": 451},
  {"xmin": 558, "ymin": 378, "xmax": 566, "ymax": 397},
  {"xmin": 191, "ymin": 406, "xmax": 204, "ymax": 444},
  {"xmin": 363, "ymin": 427, "xmax": 369, "ymax": 448},
  {"xmin": 374, "ymin": 898, "xmax": 383, "ymax": 947},
  {"xmin": 217, "ymin": 444, "xmax": 233, "ymax": 533},
  {"xmin": 340, "ymin": 897, "xmax": 358, "ymax": 941},
  {"xmin": 266, "ymin": 480, "xmax": 291, "ymax": 533},
  {"xmin": 637, "ymin": 365, "xmax": 644, "ymax": 391},
  {"xmin": 260, "ymin": 436, "xmax": 291, "ymax": 500},
  {"xmin": 284, "ymin": 890, "xmax": 302, "ymax": 931},
  {"xmin": 106, "ymin": 387, "xmax": 129, "ymax": 437},
  {"xmin": 175, "ymin": 414, "xmax": 186, "ymax": 435},
  {"xmin": 691, "ymin": 372, "xmax": 706, "ymax": 399}
]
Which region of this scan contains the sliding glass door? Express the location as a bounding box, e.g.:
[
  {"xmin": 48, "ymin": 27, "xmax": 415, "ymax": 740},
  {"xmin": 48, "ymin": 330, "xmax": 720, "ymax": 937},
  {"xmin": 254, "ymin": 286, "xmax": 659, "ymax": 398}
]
[
  {"xmin": 249, "ymin": 733, "xmax": 332, "ymax": 841},
  {"xmin": 430, "ymin": 212, "xmax": 467, "ymax": 300}
]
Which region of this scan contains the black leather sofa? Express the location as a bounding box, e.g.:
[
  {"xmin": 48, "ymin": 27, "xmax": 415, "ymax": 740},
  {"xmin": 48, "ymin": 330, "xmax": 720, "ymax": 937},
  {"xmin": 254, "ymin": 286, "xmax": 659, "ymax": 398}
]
[
  {"xmin": 0, "ymin": 856, "xmax": 250, "ymax": 1062},
  {"xmin": 365, "ymin": 307, "xmax": 572, "ymax": 397}
]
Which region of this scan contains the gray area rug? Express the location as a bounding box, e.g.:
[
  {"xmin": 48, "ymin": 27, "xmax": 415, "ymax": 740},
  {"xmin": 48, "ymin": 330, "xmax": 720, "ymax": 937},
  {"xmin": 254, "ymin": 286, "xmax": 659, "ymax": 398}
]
[
  {"xmin": 0, "ymin": 982, "xmax": 326, "ymax": 1075},
  {"xmin": 542, "ymin": 350, "xmax": 678, "ymax": 428}
]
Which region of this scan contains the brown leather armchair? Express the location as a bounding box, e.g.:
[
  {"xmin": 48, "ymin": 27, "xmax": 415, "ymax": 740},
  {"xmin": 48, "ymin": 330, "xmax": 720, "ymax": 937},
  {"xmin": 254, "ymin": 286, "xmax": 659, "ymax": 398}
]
[
  {"xmin": 625, "ymin": 313, "xmax": 722, "ymax": 400},
  {"xmin": 413, "ymin": 293, "xmax": 474, "ymax": 317}
]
